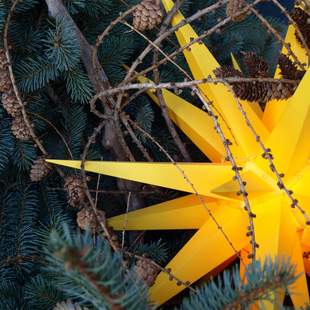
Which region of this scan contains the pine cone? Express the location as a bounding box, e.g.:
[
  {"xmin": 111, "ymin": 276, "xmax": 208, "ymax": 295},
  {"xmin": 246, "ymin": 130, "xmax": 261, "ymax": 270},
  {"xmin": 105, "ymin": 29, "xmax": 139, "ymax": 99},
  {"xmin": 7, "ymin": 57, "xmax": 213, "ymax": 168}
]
[
  {"xmin": 214, "ymin": 66, "xmax": 295, "ymax": 102},
  {"xmin": 291, "ymin": 7, "xmax": 310, "ymax": 48},
  {"xmin": 278, "ymin": 54, "xmax": 306, "ymax": 80},
  {"xmin": 54, "ymin": 300, "xmax": 89, "ymax": 310},
  {"xmin": 11, "ymin": 115, "xmax": 32, "ymax": 141},
  {"xmin": 0, "ymin": 48, "xmax": 8, "ymax": 71},
  {"xmin": 242, "ymin": 52, "xmax": 269, "ymax": 78},
  {"xmin": 226, "ymin": 0, "xmax": 247, "ymax": 22},
  {"xmin": 30, "ymin": 156, "xmax": 52, "ymax": 182},
  {"xmin": 135, "ymin": 257, "xmax": 159, "ymax": 286},
  {"xmin": 64, "ymin": 175, "xmax": 86, "ymax": 207},
  {"xmin": 77, "ymin": 206, "xmax": 103, "ymax": 231},
  {"xmin": 133, "ymin": 0, "xmax": 163, "ymax": 31},
  {"xmin": 77, "ymin": 207, "xmax": 121, "ymax": 247},
  {"xmin": 0, "ymin": 70, "xmax": 12, "ymax": 93},
  {"xmin": 1, "ymin": 91, "xmax": 21, "ymax": 117}
]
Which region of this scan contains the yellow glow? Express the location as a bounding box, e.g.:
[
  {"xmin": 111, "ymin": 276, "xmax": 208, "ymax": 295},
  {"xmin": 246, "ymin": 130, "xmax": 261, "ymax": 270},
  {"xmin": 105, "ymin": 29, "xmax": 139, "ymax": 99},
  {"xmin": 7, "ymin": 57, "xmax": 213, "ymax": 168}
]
[{"xmin": 47, "ymin": 2, "xmax": 310, "ymax": 308}]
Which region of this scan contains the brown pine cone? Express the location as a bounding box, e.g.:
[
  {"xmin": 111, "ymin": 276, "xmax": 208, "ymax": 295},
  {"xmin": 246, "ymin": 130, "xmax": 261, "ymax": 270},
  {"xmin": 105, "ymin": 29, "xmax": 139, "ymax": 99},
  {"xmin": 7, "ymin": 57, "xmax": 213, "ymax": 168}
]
[
  {"xmin": 278, "ymin": 54, "xmax": 306, "ymax": 80},
  {"xmin": 77, "ymin": 206, "xmax": 121, "ymax": 247},
  {"xmin": 11, "ymin": 115, "xmax": 32, "ymax": 141},
  {"xmin": 30, "ymin": 156, "xmax": 52, "ymax": 182},
  {"xmin": 0, "ymin": 70, "xmax": 12, "ymax": 93},
  {"xmin": 0, "ymin": 49, "xmax": 8, "ymax": 71},
  {"xmin": 214, "ymin": 66, "xmax": 295, "ymax": 102},
  {"xmin": 64, "ymin": 175, "xmax": 86, "ymax": 207},
  {"xmin": 1, "ymin": 91, "xmax": 21, "ymax": 117},
  {"xmin": 77, "ymin": 206, "xmax": 104, "ymax": 231},
  {"xmin": 133, "ymin": 0, "xmax": 163, "ymax": 31},
  {"xmin": 291, "ymin": 7, "xmax": 310, "ymax": 48},
  {"xmin": 135, "ymin": 257, "xmax": 159, "ymax": 286},
  {"xmin": 242, "ymin": 52, "xmax": 269, "ymax": 78},
  {"xmin": 226, "ymin": 0, "xmax": 247, "ymax": 22}
]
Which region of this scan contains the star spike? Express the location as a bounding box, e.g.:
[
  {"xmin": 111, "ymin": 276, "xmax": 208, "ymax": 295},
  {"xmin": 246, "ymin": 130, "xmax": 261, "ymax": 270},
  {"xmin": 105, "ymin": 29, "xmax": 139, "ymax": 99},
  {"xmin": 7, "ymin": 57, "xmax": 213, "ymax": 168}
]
[
  {"xmin": 252, "ymin": 196, "xmax": 309, "ymax": 308},
  {"xmin": 255, "ymin": 69, "xmax": 310, "ymax": 177},
  {"xmin": 135, "ymin": 75, "xmax": 228, "ymax": 162},
  {"xmin": 161, "ymin": 0, "xmax": 269, "ymax": 158},
  {"xmin": 108, "ymin": 194, "xmax": 214, "ymax": 230},
  {"xmin": 46, "ymin": 160, "xmax": 236, "ymax": 200},
  {"xmin": 149, "ymin": 204, "xmax": 248, "ymax": 305},
  {"xmin": 263, "ymin": 18, "xmax": 308, "ymax": 131}
]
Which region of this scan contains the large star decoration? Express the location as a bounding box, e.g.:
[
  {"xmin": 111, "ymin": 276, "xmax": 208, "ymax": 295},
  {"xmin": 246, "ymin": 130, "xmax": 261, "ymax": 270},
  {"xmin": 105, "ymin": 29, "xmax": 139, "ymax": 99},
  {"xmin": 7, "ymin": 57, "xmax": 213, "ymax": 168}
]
[{"xmin": 48, "ymin": 0, "xmax": 310, "ymax": 308}]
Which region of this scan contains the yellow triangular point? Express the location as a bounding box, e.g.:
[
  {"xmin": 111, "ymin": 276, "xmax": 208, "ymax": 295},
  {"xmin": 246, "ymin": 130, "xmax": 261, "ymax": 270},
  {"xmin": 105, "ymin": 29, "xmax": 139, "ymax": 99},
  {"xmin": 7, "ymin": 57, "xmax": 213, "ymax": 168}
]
[
  {"xmin": 253, "ymin": 196, "xmax": 309, "ymax": 308},
  {"xmin": 109, "ymin": 194, "xmax": 214, "ymax": 230},
  {"xmin": 263, "ymin": 21, "xmax": 308, "ymax": 131},
  {"xmin": 162, "ymin": 0, "xmax": 269, "ymax": 158},
  {"xmin": 136, "ymin": 75, "xmax": 226, "ymax": 162},
  {"xmin": 149, "ymin": 203, "xmax": 248, "ymax": 305},
  {"xmin": 47, "ymin": 160, "xmax": 235, "ymax": 199},
  {"xmin": 256, "ymin": 69, "xmax": 310, "ymax": 177}
]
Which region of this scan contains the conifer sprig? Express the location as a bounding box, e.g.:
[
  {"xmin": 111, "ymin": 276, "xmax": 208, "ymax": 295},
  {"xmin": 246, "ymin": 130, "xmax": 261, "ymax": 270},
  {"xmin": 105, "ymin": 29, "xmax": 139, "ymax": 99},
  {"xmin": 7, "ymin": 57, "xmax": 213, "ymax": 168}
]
[{"xmin": 180, "ymin": 258, "xmax": 298, "ymax": 310}]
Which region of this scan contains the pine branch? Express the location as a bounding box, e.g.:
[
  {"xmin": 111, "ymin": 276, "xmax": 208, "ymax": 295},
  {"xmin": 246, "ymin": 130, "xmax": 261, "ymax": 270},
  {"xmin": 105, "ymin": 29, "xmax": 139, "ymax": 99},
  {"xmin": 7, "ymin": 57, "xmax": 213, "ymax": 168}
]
[
  {"xmin": 180, "ymin": 258, "xmax": 298, "ymax": 310},
  {"xmin": 43, "ymin": 223, "xmax": 151, "ymax": 310}
]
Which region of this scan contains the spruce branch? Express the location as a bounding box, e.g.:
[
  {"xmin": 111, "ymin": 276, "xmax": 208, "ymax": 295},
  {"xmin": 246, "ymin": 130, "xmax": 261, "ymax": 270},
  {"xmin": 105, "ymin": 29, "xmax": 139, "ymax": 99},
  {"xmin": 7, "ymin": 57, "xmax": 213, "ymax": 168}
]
[
  {"xmin": 44, "ymin": 223, "xmax": 151, "ymax": 310},
  {"xmin": 3, "ymin": 0, "xmax": 47, "ymax": 155},
  {"xmin": 180, "ymin": 258, "xmax": 298, "ymax": 310}
]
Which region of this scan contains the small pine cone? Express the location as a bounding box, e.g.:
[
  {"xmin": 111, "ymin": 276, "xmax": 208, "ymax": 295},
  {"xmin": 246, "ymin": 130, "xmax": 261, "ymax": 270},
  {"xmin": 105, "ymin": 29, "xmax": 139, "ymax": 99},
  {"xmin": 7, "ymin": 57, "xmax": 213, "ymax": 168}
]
[
  {"xmin": 214, "ymin": 66, "xmax": 252, "ymax": 98},
  {"xmin": 214, "ymin": 66, "xmax": 295, "ymax": 102},
  {"xmin": 54, "ymin": 300, "xmax": 89, "ymax": 310},
  {"xmin": 226, "ymin": 0, "xmax": 247, "ymax": 22},
  {"xmin": 11, "ymin": 115, "xmax": 32, "ymax": 141},
  {"xmin": 30, "ymin": 156, "xmax": 52, "ymax": 182},
  {"xmin": 135, "ymin": 257, "xmax": 159, "ymax": 286},
  {"xmin": 0, "ymin": 48, "xmax": 8, "ymax": 71},
  {"xmin": 64, "ymin": 175, "xmax": 86, "ymax": 207},
  {"xmin": 291, "ymin": 8, "xmax": 310, "ymax": 48},
  {"xmin": 77, "ymin": 206, "xmax": 103, "ymax": 231},
  {"xmin": 133, "ymin": 0, "xmax": 163, "ymax": 31},
  {"xmin": 1, "ymin": 91, "xmax": 21, "ymax": 117},
  {"xmin": 278, "ymin": 54, "xmax": 306, "ymax": 80},
  {"xmin": 77, "ymin": 207, "xmax": 121, "ymax": 248},
  {"xmin": 242, "ymin": 52, "xmax": 269, "ymax": 78},
  {"xmin": 0, "ymin": 70, "xmax": 12, "ymax": 93}
]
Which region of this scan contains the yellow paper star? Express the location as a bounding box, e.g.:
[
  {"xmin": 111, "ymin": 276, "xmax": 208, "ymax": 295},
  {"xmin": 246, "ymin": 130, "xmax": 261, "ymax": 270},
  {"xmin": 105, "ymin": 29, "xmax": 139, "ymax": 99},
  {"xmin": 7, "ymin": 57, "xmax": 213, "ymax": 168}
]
[{"xmin": 47, "ymin": 1, "xmax": 310, "ymax": 308}]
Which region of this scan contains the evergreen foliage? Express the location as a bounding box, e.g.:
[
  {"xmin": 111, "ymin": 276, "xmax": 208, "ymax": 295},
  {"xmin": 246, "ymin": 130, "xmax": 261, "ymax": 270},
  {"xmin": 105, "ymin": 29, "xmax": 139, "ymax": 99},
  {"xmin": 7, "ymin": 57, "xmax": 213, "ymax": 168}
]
[
  {"xmin": 180, "ymin": 258, "xmax": 297, "ymax": 309},
  {"xmin": 41, "ymin": 223, "xmax": 151, "ymax": 310}
]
